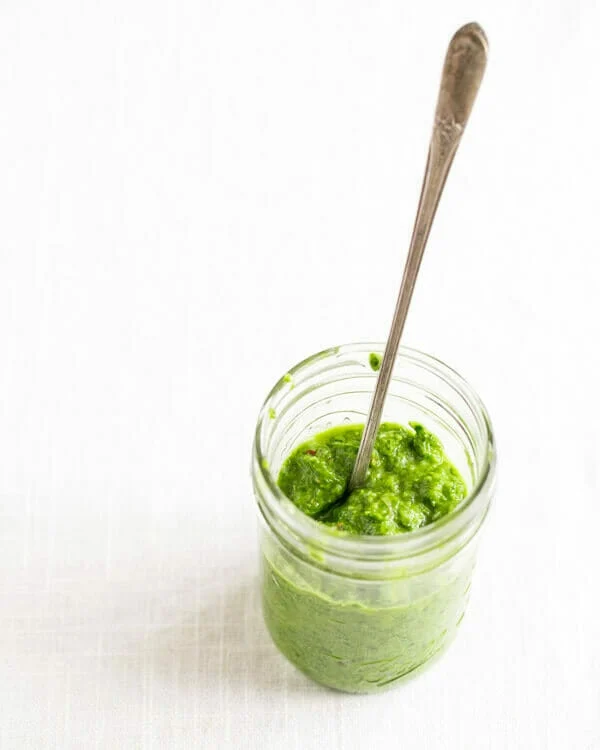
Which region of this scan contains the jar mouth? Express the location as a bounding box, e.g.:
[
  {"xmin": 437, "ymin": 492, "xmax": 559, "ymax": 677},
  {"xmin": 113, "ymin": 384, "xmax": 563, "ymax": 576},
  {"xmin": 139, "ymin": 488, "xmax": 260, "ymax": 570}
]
[{"xmin": 253, "ymin": 343, "xmax": 496, "ymax": 562}]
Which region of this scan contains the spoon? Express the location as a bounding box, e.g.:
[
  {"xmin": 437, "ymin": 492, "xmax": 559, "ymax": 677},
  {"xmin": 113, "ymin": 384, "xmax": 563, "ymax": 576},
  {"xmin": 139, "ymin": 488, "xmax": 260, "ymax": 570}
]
[{"xmin": 348, "ymin": 22, "xmax": 488, "ymax": 491}]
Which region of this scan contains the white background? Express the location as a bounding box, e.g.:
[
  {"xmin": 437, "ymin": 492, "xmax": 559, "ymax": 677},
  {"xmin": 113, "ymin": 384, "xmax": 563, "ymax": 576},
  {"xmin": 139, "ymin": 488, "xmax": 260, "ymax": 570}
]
[{"xmin": 1, "ymin": 1, "xmax": 599, "ymax": 748}]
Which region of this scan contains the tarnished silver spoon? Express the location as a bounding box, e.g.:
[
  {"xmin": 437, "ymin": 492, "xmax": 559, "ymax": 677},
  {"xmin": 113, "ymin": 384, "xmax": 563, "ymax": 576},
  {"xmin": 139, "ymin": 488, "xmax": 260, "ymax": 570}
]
[{"xmin": 348, "ymin": 22, "xmax": 488, "ymax": 491}]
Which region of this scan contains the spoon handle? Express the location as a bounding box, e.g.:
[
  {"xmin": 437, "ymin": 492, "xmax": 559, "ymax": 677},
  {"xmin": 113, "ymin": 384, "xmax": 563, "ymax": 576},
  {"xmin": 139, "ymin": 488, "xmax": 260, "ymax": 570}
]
[{"xmin": 348, "ymin": 23, "xmax": 488, "ymax": 491}]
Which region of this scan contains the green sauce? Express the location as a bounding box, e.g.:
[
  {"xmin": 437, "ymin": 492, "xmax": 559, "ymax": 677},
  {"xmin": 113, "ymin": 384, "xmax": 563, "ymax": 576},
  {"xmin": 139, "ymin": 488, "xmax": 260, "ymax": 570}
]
[
  {"xmin": 261, "ymin": 422, "xmax": 471, "ymax": 692},
  {"xmin": 277, "ymin": 423, "xmax": 467, "ymax": 534},
  {"xmin": 369, "ymin": 352, "xmax": 382, "ymax": 371},
  {"xmin": 262, "ymin": 554, "xmax": 472, "ymax": 692}
]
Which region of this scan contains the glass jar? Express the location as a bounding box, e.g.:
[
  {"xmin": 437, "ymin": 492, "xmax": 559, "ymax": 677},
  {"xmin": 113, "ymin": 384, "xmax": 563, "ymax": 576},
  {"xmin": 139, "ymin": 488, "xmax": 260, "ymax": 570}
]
[{"xmin": 252, "ymin": 344, "xmax": 496, "ymax": 693}]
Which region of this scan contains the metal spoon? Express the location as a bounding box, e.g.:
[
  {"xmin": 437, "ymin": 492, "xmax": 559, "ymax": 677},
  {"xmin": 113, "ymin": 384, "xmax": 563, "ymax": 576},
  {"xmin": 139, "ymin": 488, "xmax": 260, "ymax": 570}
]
[{"xmin": 348, "ymin": 22, "xmax": 488, "ymax": 491}]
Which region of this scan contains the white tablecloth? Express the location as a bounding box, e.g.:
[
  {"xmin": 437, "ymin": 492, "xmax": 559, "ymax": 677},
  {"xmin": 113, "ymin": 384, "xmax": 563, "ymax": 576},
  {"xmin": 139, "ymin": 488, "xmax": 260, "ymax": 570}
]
[{"xmin": 1, "ymin": 1, "xmax": 599, "ymax": 748}]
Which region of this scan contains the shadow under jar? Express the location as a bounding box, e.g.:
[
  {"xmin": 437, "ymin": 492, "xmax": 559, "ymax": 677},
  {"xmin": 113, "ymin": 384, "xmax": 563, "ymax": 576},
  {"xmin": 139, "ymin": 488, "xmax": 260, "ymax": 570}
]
[{"xmin": 252, "ymin": 344, "xmax": 496, "ymax": 693}]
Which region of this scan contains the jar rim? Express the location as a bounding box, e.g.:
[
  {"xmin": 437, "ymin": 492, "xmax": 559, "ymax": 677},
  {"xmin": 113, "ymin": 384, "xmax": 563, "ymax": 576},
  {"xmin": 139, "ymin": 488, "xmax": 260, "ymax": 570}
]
[{"xmin": 253, "ymin": 343, "xmax": 496, "ymax": 561}]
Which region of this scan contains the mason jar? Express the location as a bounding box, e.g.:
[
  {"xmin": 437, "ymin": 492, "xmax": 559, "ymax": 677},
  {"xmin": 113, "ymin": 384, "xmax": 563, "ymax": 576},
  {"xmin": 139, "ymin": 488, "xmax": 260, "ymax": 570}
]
[{"xmin": 252, "ymin": 344, "xmax": 496, "ymax": 693}]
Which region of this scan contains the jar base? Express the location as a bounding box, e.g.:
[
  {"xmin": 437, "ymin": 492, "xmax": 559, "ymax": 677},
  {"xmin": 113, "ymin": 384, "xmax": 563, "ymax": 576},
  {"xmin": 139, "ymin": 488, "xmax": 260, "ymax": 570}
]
[{"xmin": 265, "ymin": 611, "xmax": 463, "ymax": 694}]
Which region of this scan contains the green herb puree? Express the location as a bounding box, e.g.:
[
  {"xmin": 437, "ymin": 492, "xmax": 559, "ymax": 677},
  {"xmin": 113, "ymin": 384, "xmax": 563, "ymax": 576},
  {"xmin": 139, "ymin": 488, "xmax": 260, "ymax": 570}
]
[
  {"xmin": 369, "ymin": 352, "xmax": 382, "ymax": 371},
  {"xmin": 260, "ymin": 422, "xmax": 471, "ymax": 692},
  {"xmin": 277, "ymin": 422, "xmax": 467, "ymax": 535}
]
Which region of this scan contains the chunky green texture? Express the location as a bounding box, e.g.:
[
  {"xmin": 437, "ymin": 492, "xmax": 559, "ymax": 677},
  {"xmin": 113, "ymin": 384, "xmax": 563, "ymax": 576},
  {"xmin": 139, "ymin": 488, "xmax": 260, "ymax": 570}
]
[
  {"xmin": 261, "ymin": 421, "xmax": 472, "ymax": 692},
  {"xmin": 277, "ymin": 423, "xmax": 467, "ymax": 535}
]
